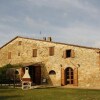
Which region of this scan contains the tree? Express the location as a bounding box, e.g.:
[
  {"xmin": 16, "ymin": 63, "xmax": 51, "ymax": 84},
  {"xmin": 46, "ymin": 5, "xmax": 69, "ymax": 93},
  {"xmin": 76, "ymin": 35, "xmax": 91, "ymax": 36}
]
[
  {"xmin": 0, "ymin": 64, "xmax": 13, "ymax": 84},
  {"xmin": 0, "ymin": 64, "xmax": 23, "ymax": 87}
]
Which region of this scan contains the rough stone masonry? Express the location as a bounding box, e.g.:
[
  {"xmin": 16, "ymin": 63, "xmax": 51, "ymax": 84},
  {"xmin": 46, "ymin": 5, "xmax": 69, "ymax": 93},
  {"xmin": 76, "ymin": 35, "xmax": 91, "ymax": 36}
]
[{"xmin": 0, "ymin": 36, "xmax": 100, "ymax": 88}]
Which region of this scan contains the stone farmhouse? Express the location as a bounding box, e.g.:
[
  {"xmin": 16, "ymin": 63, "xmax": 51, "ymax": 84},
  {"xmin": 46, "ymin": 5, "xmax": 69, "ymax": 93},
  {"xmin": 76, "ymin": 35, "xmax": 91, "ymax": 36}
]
[{"xmin": 0, "ymin": 36, "xmax": 100, "ymax": 88}]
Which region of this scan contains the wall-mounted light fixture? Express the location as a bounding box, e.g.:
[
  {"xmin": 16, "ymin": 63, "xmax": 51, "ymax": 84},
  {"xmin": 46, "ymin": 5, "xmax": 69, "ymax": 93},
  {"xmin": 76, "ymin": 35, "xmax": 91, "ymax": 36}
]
[
  {"xmin": 77, "ymin": 64, "xmax": 80, "ymax": 68},
  {"xmin": 60, "ymin": 64, "xmax": 62, "ymax": 68}
]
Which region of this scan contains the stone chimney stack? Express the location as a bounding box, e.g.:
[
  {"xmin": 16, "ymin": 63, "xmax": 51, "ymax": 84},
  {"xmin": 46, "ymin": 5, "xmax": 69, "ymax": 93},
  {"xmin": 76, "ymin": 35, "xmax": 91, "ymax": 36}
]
[
  {"xmin": 47, "ymin": 37, "xmax": 52, "ymax": 41},
  {"xmin": 43, "ymin": 37, "xmax": 46, "ymax": 41}
]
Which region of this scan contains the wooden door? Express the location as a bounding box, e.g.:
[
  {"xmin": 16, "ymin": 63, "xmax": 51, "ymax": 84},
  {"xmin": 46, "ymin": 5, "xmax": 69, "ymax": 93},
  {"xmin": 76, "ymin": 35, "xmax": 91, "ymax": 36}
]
[
  {"xmin": 35, "ymin": 66, "xmax": 41, "ymax": 85},
  {"xmin": 66, "ymin": 67, "xmax": 74, "ymax": 84}
]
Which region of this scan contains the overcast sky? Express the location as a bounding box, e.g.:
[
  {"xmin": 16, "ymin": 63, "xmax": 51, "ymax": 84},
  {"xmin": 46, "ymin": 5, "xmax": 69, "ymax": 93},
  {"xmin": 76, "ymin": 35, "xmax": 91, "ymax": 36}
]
[{"xmin": 0, "ymin": 0, "xmax": 100, "ymax": 48}]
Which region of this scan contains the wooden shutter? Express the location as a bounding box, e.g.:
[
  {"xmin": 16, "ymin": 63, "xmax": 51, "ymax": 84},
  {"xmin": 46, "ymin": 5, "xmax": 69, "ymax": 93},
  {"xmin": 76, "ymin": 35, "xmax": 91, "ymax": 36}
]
[
  {"xmin": 18, "ymin": 41, "xmax": 22, "ymax": 45},
  {"xmin": 71, "ymin": 50, "xmax": 75, "ymax": 58},
  {"xmin": 49, "ymin": 47, "xmax": 54, "ymax": 56},
  {"xmin": 8, "ymin": 52, "xmax": 11, "ymax": 59},
  {"xmin": 73, "ymin": 68, "xmax": 78, "ymax": 86},
  {"xmin": 18, "ymin": 52, "xmax": 20, "ymax": 56},
  {"xmin": 63, "ymin": 51, "xmax": 66, "ymax": 59},
  {"xmin": 61, "ymin": 68, "xmax": 65, "ymax": 86},
  {"xmin": 33, "ymin": 49, "xmax": 37, "ymax": 57}
]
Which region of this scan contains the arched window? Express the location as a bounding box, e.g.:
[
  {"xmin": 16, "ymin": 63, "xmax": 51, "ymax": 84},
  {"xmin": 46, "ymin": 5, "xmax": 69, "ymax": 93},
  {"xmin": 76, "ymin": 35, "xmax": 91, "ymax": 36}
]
[{"xmin": 49, "ymin": 70, "xmax": 56, "ymax": 75}]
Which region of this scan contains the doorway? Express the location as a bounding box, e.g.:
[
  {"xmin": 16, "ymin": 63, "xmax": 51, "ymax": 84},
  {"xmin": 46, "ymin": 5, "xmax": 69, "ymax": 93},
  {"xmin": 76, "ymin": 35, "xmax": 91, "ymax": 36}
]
[
  {"xmin": 65, "ymin": 67, "xmax": 74, "ymax": 85},
  {"xmin": 28, "ymin": 65, "xmax": 41, "ymax": 85}
]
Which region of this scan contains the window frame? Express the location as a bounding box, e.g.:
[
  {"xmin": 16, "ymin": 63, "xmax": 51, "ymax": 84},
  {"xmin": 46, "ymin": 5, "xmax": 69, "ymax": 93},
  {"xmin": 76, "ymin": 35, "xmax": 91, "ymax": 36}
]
[
  {"xmin": 18, "ymin": 52, "xmax": 20, "ymax": 56},
  {"xmin": 33, "ymin": 49, "xmax": 37, "ymax": 57},
  {"xmin": 63, "ymin": 49, "xmax": 75, "ymax": 58},
  {"xmin": 66, "ymin": 67, "xmax": 74, "ymax": 84},
  {"xmin": 49, "ymin": 70, "xmax": 56, "ymax": 75},
  {"xmin": 49, "ymin": 47, "xmax": 54, "ymax": 56},
  {"xmin": 8, "ymin": 52, "xmax": 11, "ymax": 59},
  {"xmin": 18, "ymin": 41, "xmax": 22, "ymax": 45}
]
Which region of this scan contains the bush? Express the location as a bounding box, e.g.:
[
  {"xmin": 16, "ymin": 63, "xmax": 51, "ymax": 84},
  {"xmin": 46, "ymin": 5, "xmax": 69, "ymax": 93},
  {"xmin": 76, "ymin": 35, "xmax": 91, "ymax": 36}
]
[{"xmin": 0, "ymin": 64, "xmax": 22, "ymax": 85}]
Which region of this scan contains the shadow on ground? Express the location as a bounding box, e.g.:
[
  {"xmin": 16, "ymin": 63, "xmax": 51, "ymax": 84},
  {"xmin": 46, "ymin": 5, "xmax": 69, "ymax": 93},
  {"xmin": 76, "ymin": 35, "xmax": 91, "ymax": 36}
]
[{"xmin": 0, "ymin": 95, "xmax": 22, "ymax": 100}]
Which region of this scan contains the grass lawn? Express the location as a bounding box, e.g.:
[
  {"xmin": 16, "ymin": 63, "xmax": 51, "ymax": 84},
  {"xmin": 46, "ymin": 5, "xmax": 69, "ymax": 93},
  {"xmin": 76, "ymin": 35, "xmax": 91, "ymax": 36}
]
[{"xmin": 0, "ymin": 87, "xmax": 100, "ymax": 100}]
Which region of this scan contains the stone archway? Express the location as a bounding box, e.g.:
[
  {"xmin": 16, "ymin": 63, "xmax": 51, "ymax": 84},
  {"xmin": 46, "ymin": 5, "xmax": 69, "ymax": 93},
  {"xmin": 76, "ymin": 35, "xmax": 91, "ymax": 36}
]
[{"xmin": 61, "ymin": 67, "xmax": 78, "ymax": 86}]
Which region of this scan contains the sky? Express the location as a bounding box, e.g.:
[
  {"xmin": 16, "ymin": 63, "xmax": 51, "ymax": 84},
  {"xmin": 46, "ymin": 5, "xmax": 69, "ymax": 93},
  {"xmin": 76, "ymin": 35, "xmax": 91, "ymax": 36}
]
[{"xmin": 0, "ymin": 0, "xmax": 100, "ymax": 48}]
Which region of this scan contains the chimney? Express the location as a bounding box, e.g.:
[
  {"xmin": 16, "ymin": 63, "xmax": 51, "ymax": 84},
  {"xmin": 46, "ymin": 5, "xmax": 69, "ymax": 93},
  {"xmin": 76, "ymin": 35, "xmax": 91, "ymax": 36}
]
[
  {"xmin": 47, "ymin": 37, "xmax": 52, "ymax": 41},
  {"xmin": 22, "ymin": 67, "xmax": 31, "ymax": 81},
  {"xmin": 22, "ymin": 67, "xmax": 32, "ymax": 90},
  {"xmin": 43, "ymin": 37, "xmax": 46, "ymax": 41}
]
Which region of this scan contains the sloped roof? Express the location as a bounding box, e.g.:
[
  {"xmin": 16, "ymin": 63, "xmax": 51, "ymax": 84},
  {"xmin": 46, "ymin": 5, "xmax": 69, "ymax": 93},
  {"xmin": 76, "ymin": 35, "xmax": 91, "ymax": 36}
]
[{"xmin": 0, "ymin": 36, "xmax": 100, "ymax": 50}]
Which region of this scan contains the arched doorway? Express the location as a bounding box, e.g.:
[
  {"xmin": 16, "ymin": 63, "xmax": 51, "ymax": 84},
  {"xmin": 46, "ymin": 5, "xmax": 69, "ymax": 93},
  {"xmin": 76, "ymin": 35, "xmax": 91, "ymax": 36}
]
[{"xmin": 65, "ymin": 67, "xmax": 74, "ymax": 85}]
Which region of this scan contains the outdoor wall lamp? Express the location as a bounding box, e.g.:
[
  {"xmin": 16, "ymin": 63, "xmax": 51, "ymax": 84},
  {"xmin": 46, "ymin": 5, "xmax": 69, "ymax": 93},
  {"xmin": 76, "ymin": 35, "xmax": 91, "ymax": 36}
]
[{"xmin": 77, "ymin": 64, "xmax": 80, "ymax": 68}]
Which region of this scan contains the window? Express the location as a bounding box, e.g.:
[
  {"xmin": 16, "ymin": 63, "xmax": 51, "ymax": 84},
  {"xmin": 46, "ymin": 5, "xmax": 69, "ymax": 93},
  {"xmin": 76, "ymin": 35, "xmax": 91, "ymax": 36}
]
[
  {"xmin": 63, "ymin": 49, "xmax": 75, "ymax": 58},
  {"xmin": 33, "ymin": 49, "xmax": 37, "ymax": 57},
  {"xmin": 8, "ymin": 52, "xmax": 11, "ymax": 59},
  {"xmin": 49, "ymin": 47, "xmax": 54, "ymax": 56},
  {"xmin": 18, "ymin": 52, "xmax": 20, "ymax": 56},
  {"xmin": 49, "ymin": 70, "xmax": 56, "ymax": 75},
  {"xmin": 18, "ymin": 41, "xmax": 22, "ymax": 45},
  {"xmin": 66, "ymin": 50, "xmax": 71, "ymax": 57}
]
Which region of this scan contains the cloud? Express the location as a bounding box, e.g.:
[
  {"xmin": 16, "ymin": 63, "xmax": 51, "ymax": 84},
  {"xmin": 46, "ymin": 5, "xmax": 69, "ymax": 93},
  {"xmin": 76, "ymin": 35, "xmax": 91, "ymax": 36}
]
[
  {"xmin": 26, "ymin": 0, "xmax": 99, "ymax": 16},
  {"xmin": 25, "ymin": 16, "xmax": 50, "ymax": 30},
  {"xmin": 0, "ymin": 15, "xmax": 100, "ymax": 48},
  {"xmin": 24, "ymin": 16, "xmax": 100, "ymax": 47}
]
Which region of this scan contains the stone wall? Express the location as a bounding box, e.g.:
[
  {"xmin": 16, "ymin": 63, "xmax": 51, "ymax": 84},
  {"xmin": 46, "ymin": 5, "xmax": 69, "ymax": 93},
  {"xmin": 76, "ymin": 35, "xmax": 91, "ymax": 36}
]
[{"xmin": 0, "ymin": 37, "xmax": 100, "ymax": 88}]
